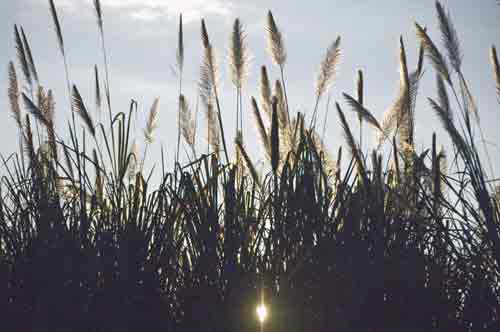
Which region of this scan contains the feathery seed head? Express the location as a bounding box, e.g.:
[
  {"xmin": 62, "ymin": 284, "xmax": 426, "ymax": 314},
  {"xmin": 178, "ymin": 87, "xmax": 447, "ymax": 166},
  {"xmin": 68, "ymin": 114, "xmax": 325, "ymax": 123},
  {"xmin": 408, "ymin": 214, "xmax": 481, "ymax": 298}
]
[
  {"xmin": 356, "ymin": 69, "xmax": 364, "ymax": 106},
  {"xmin": 72, "ymin": 85, "xmax": 96, "ymax": 137},
  {"xmin": 266, "ymin": 11, "xmax": 287, "ymax": 66},
  {"xmin": 179, "ymin": 94, "xmax": 196, "ymax": 147},
  {"xmin": 14, "ymin": 25, "xmax": 32, "ymax": 89},
  {"xmin": 8, "ymin": 62, "xmax": 23, "ymax": 130},
  {"xmin": 229, "ymin": 18, "xmax": 250, "ymax": 89},
  {"xmin": 342, "ymin": 93, "xmax": 382, "ymax": 132},
  {"xmin": 251, "ymin": 96, "xmax": 271, "ymax": 160},
  {"xmin": 49, "ymin": 0, "xmax": 65, "ymax": 56},
  {"xmin": 94, "ymin": 65, "xmax": 102, "ymax": 113},
  {"xmin": 177, "ymin": 14, "xmax": 184, "ymax": 72},
  {"xmin": 201, "ymin": 19, "xmax": 210, "ymax": 49},
  {"xmin": 144, "ymin": 97, "xmax": 160, "ymax": 144},
  {"xmin": 205, "ymin": 100, "xmax": 220, "ymax": 154},
  {"xmin": 93, "ymin": 0, "xmax": 103, "ymax": 29},
  {"xmin": 315, "ymin": 36, "xmax": 341, "ymax": 98},
  {"xmin": 260, "ymin": 65, "xmax": 272, "ymax": 117},
  {"xmin": 490, "ymin": 46, "xmax": 500, "ymax": 97},
  {"xmin": 415, "ymin": 22, "xmax": 451, "ymax": 84},
  {"xmin": 20, "ymin": 27, "xmax": 39, "ymax": 85},
  {"xmin": 435, "ymin": 1, "xmax": 462, "ymax": 73}
]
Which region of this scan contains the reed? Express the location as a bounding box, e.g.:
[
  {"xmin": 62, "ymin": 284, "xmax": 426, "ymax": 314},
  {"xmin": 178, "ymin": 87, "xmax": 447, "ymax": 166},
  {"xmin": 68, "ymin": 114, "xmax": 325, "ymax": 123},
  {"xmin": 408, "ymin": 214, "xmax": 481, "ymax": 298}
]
[{"xmin": 1, "ymin": 2, "xmax": 499, "ymax": 332}]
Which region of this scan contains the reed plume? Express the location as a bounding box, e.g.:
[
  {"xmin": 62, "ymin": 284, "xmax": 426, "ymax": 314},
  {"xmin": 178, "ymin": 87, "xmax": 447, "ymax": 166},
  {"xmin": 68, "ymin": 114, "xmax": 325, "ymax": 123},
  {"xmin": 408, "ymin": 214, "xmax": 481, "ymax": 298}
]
[
  {"xmin": 342, "ymin": 93, "xmax": 383, "ymax": 132},
  {"xmin": 24, "ymin": 114, "xmax": 36, "ymax": 164},
  {"xmin": 179, "ymin": 94, "xmax": 196, "ymax": 156},
  {"xmin": 491, "ymin": 46, "xmax": 500, "ymax": 97},
  {"xmin": 94, "ymin": 65, "xmax": 102, "ymax": 120},
  {"xmin": 8, "ymin": 62, "xmax": 22, "ymax": 130},
  {"xmin": 336, "ymin": 102, "xmax": 366, "ymax": 184},
  {"xmin": 266, "ymin": 11, "xmax": 291, "ymax": 132},
  {"xmin": 144, "ymin": 97, "xmax": 160, "ymax": 144},
  {"xmin": 9, "ymin": 62, "xmax": 26, "ymax": 169},
  {"xmin": 399, "ymin": 37, "xmax": 410, "ymax": 96},
  {"xmin": 229, "ymin": 18, "xmax": 250, "ymax": 90},
  {"xmin": 140, "ymin": 98, "xmax": 160, "ymax": 171},
  {"xmin": 312, "ymin": 36, "xmax": 341, "ymax": 129},
  {"xmin": 459, "ymin": 75, "xmax": 479, "ymax": 122},
  {"xmin": 22, "ymin": 93, "xmax": 49, "ymax": 127},
  {"xmin": 235, "ymin": 138, "xmax": 261, "ymax": 187},
  {"xmin": 37, "ymin": 86, "xmax": 47, "ymax": 118},
  {"xmin": 415, "ymin": 22, "xmax": 451, "ymax": 85},
  {"xmin": 72, "ymin": 85, "xmax": 96, "ymax": 137},
  {"xmin": 14, "ymin": 25, "xmax": 32, "ymax": 91},
  {"xmin": 397, "ymin": 37, "xmax": 413, "ymax": 149},
  {"xmin": 177, "ymin": 14, "xmax": 184, "ymax": 72},
  {"xmin": 199, "ymin": 19, "xmax": 229, "ymax": 162},
  {"xmin": 434, "ymin": 2, "xmax": 479, "ymax": 123},
  {"xmin": 92, "ymin": 0, "xmax": 112, "ymax": 113},
  {"xmin": 20, "ymin": 27, "xmax": 39, "ymax": 86},
  {"xmin": 206, "ymin": 100, "xmax": 220, "ymax": 155},
  {"xmin": 49, "ymin": 0, "xmax": 65, "ymax": 57},
  {"xmin": 38, "ymin": 87, "xmax": 57, "ymax": 162},
  {"xmin": 260, "ymin": 65, "xmax": 272, "ymax": 117},
  {"xmin": 378, "ymin": 107, "xmax": 398, "ymax": 148},
  {"xmin": 377, "ymin": 37, "xmax": 412, "ymax": 148},
  {"xmin": 435, "ymin": 1, "xmax": 462, "ymax": 73},
  {"xmin": 175, "ymin": 14, "xmax": 184, "ymax": 165},
  {"xmin": 266, "ymin": 11, "xmax": 286, "ymax": 66},
  {"xmin": 93, "ymin": 0, "xmax": 103, "ymax": 32},
  {"xmin": 315, "ymin": 36, "xmax": 341, "ymax": 99},
  {"xmin": 229, "ymin": 18, "xmax": 250, "ymax": 136},
  {"xmin": 356, "ymin": 70, "xmax": 364, "ymax": 107},
  {"xmin": 251, "ymin": 97, "xmax": 271, "ymax": 161}
]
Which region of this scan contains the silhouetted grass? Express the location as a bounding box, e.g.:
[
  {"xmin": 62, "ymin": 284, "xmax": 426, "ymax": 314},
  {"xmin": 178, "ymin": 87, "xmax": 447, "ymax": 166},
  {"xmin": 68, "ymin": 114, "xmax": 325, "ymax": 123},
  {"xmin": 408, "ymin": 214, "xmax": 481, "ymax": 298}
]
[{"xmin": 1, "ymin": 1, "xmax": 499, "ymax": 331}]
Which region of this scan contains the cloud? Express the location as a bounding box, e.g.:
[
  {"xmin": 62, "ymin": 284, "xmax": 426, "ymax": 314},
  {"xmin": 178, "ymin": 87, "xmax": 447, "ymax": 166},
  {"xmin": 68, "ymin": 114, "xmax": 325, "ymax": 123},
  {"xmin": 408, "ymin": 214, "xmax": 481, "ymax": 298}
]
[
  {"xmin": 32, "ymin": 0, "xmax": 234, "ymax": 22},
  {"xmin": 100, "ymin": 0, "xmax": 233, "ymax": 22}
]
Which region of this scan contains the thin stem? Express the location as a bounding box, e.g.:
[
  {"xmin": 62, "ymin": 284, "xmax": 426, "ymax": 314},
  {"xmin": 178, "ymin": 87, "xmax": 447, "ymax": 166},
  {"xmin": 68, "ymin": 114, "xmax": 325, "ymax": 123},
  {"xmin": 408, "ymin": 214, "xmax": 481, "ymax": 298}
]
[
  {"xmin": 176, "ymin": 70, "xmax": 183, "ymax": 166},
  {"xmin": 321, "ymin": 94, "xmax": 331, "ymax": 141},
  {"xmin": 359, "ymin": 119, "xmax": 363, "ymax": 152},
  {"xmin": 235, "ymin": 88, "xmax": 239, "ymax": 136},
  {"xmin": 212, "ymin": 84, "xmax": 230, "ymax": 164},
  {"xmin": 279, "ymin": 66, "xmax": 291, "ymax": 125},
  {"xmin": 309, "ymin": 96, "xmax": 321, "ymax": 130},
  {"xmin": 141, "ymin": 143, "xmax": 149, "ymax": 173}
]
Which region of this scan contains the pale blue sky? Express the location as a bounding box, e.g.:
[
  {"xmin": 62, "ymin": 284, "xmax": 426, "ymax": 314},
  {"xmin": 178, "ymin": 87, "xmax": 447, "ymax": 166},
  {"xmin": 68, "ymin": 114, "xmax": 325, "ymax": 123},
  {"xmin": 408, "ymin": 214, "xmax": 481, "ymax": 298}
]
[{"xmin": 1, "ymin": 0, "xmax": 500, "ymax": 173}]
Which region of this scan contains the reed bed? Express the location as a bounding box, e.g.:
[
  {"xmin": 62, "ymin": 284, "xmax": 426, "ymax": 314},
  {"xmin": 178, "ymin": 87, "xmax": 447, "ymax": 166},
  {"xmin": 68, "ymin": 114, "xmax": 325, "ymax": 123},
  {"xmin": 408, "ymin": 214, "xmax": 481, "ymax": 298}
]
[{"xmin": 1, "ymin": 1, "xmax": 499, "ymax": 331}]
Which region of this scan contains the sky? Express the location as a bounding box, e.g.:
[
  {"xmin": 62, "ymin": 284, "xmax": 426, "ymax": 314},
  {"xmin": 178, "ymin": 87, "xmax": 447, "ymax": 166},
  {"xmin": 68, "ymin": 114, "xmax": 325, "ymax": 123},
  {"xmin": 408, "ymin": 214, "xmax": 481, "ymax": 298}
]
[{"xmin": 1, "ymin": 0, "xmax": 500, "ymax": 176}]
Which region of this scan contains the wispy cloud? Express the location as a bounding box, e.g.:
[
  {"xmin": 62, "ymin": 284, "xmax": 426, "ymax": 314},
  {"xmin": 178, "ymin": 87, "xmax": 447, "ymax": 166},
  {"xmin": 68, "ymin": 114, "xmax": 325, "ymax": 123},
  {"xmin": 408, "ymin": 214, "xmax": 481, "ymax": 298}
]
[
  {"xmin": 33, "ymin": 0, "xmax": 233, "ymax": 22},
  {"xmin": 100, "ymin": 0, "xmax": 233, "ymax": 22}
]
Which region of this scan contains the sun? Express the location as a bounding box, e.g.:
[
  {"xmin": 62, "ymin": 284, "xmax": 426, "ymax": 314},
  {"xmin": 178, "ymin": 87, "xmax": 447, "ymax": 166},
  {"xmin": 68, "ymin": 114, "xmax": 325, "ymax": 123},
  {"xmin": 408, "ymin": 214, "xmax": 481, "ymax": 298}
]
[{"xmin": 256, "ymin": 303, "xmax": 268, "ymax": 323}]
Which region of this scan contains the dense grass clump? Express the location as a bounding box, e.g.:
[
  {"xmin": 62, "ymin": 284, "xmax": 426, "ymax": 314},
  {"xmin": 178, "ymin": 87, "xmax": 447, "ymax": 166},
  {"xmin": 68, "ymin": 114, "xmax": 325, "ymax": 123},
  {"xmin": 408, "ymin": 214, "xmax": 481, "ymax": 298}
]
[{"xmin": 1, "ymin": 1, "xmax": 500, "ymax": 331}]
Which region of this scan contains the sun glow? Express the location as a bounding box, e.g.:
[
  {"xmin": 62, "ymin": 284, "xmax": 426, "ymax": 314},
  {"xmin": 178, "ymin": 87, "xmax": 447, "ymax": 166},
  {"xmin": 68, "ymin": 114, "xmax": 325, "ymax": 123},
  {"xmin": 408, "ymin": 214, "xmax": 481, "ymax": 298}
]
[{"xmin": 256, "ymin": 303, "xmax": 268, "ymax": 323}]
